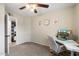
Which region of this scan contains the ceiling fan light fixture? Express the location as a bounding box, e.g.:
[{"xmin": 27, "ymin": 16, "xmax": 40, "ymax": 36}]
[
  {"xmin": 26, "ymin": 3, "xmax": 37, "ymax": 9},
  {"xmin": 19, "ymin": 3, "xmax": 49, "ymax": 13},
  {"xmin": 26, "ymin": 3, "xmax": 37, "ymax": 13},
  {"xmin": 31, "ymin": 4, "xmax": 37, "ymax": 9},
  {"xmin": 26, "ymin": 4, "xmax": 30, "ymax": 9}
]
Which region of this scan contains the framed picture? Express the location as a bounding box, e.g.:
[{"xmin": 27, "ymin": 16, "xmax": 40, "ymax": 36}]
[
  {"xmin": 39, "ymin": 20, "xmax": 42, "ymax": 26},
  {"xmin": 38, "ymin": 19, "xmax": 50, "ymax": 26},
  {"xmin": 44, "ymin": 19, "xmax": 50, "ymax": 26}
]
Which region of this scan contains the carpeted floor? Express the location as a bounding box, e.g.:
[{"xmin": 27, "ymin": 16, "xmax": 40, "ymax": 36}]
[
  {"xmin": 9, "ymin": 42, "xmax": 51, "ymax": 56},
  {"xmin": 8, "ymin": 42, "xmax": 79, "ymax": 56}
]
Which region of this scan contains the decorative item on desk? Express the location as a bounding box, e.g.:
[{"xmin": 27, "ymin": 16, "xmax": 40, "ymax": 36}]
[{"xmin": 56, "ymin": 28, "xmax": 71, "ymax": 40}]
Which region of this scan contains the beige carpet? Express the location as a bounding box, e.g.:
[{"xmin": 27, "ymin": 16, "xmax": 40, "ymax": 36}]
[
  {"xmin": 9, "ymin": 42, "xmax": 51, "ymax": 56},
  {"xmin": 9, "ymin": 42, "xmax": 79, "ymax": 56}
]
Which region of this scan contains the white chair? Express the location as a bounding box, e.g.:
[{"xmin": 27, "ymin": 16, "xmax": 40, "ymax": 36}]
[{"xmin": 48, "ymin": 36, "xmax": 66, "ymax": 55}]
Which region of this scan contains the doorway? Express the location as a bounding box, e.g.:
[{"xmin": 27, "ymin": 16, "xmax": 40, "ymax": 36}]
[
  {"xmin": 9, "ymin": 20, "xmax": 16, "ymax": 46},
  {"xmin": 5, "ymin": 14, "xmax": 17, "ymax": 55}
]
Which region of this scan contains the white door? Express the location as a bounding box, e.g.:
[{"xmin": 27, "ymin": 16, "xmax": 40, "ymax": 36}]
[{"xmin": 5, "ymin": 14, "xmax": 11, "ymax": 55}]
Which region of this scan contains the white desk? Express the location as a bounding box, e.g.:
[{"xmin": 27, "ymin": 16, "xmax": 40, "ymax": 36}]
[{"xmin": 55, "ymin": 39, "xmax": 79, "ymax": 56}]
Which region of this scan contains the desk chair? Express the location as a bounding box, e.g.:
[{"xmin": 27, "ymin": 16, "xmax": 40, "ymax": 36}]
[{"xmin": 48, "ymin": 36, "xmax": 66, "ymax": 55}]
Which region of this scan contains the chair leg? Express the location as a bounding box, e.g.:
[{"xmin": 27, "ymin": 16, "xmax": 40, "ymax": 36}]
[
  {"xmin": 53, "ymin": 52, "xmax": 59, "ymax": 56},
  {"xmin": 49, "ymin": 49, "xmax": 59, "ymax": 56},
  {"xmin": 56, "ymin": 53, "xmax": 59, "ymax": 56},
  {"xmin": 71, "ymin": 51, "xmax": 74, "ymax": 56},
  {"xmin": 50, "ymin": 51, "xmax": 59, "ymax": 56}
]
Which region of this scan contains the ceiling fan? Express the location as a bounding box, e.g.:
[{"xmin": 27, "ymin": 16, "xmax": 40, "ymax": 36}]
[{"xmin": 19, "ymin": 3, "xmax": 49, "ymax": 13}]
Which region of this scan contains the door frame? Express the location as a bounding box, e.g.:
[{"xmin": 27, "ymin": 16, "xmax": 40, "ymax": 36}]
[
  {"xmin": 5, "ymin": 14, "xmax": 9, "ymax": 55},
  {"xmin": 5, "ymin": 14, "xmax": 17, "ymax": 55}
]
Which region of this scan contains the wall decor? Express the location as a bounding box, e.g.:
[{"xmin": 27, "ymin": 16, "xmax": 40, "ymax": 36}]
[
  {"xmin": 44, "ymin": 19, "xmax": 50, "ymax": 26},
  {"xmin": 39, "ymin": 20, "xmax": 42, "ymax": 26},
  {"xmin": 54, "ymin": 20, "xmax": 58, "ymax": 24}
]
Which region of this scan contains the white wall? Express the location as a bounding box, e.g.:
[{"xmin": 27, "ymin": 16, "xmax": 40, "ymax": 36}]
[
  {"xmin": 0, "ymin": 4, "xmax": 5, "ymax": 55},
  {"xmin": 16, "ymin": 15, "xmax": 31, "ymax": 45},
  {"xmin": 75, "ymin": 4, "xmax": 79, "ymax": 40},
  {"xmin": 31, "ymin": 7, "xmax": 76, "ymax": 46}
]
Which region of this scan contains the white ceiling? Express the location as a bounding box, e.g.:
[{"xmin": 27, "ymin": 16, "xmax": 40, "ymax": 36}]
[{"xmin": 5, "ymin": 3, "xmax": 75, "ymax": 16}]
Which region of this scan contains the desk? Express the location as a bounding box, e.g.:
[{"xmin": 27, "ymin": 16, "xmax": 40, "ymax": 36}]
[{"xmin": 55, "ymin": 39, "xmax": 79, "ymax": 56}]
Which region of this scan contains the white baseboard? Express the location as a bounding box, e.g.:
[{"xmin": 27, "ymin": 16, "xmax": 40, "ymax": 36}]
[
  {"xmin": 31, "ymin": 41, "xmax": 49, "ymax": 47},
  {"xmin": 16, "ymin": 41, "xmax": 31, "ymax": 45}
]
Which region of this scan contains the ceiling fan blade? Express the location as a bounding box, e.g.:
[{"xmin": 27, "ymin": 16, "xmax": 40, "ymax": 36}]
[
  {"xmin": 34, "ymin": 9, "xmax": 37, "ymax": 13},
  {"xmin": 37, "ymin": 4, "xmax": 49, "ymax": 8},
  {"xmin": 19, "ymin": 6, "xmax": 26, "ymax": 10}
]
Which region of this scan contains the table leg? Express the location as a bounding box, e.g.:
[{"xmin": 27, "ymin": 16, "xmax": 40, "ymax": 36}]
[{"xmin": 71, "ymin": 51, "xmax": 74, "ymax": 56}]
